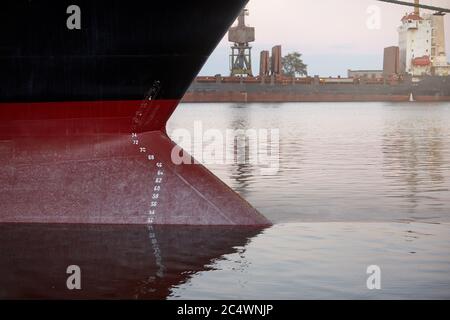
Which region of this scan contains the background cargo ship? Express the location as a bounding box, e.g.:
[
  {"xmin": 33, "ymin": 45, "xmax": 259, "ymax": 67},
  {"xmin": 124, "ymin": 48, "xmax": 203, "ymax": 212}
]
[
  {"xmin": 183, "ymin": 74, "xmax": 450, "ymax": 103},
  {"xmin": 184, "ymin": 1, "xmax": 450, "ymax": 103}
]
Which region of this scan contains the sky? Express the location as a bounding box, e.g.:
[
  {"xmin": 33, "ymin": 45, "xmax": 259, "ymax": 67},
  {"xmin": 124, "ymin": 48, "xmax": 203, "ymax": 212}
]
[{"xmin": 200, "ymin": 0, "xmax": 450, "ymax": 77}]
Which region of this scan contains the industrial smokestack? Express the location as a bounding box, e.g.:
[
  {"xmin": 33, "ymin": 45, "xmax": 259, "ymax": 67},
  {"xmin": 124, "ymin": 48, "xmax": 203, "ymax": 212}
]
[{"xmin": 414, "ymin": 0, "xmax": 420, "ymax": 15}]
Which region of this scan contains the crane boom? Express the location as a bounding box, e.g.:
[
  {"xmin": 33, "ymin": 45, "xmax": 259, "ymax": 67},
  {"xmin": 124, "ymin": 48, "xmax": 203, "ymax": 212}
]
[{"xmin": 376, "ymin": 0, "xmax": 450, "ymax": 14}]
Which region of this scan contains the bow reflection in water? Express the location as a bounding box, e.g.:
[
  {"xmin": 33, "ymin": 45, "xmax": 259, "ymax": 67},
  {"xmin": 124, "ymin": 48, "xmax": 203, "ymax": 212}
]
[{"xmin": 0, "ymin": 224, "xmax": 265, "ymax": 299}]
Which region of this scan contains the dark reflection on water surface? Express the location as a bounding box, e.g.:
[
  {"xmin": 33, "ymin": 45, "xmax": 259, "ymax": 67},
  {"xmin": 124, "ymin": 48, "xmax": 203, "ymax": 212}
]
[{"xmin": 0, "ymin": 224, "xmax": 264, "ymax": 299}]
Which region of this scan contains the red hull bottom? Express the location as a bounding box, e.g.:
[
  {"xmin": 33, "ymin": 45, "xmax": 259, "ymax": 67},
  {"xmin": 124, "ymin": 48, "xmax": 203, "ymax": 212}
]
[
  {"xmin": 0, "ymin": 99, "xmax": 270, "ymax": 225},
  {"xmin": 0, "ymin": 130, "xmax": 270, "ymax": 225}
]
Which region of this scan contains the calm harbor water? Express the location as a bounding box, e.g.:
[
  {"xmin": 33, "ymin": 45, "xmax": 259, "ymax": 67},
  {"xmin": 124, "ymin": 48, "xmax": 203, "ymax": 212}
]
[
  {"xmin": 167, "ymin": 102, "xmax": 450, "ymax": 299},
  {"xmin": 1, "ymin": 102, "xmax": 450, "ymax": 299},
  {"xmin": 169, "ymin": 102, "xmax": 450, "ymax": 224}
]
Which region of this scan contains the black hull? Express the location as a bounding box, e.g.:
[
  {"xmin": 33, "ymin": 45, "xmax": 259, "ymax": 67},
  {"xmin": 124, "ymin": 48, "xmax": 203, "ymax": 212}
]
[
  {"xmin": 1, "ymin": 0, "xmax": 245, "ymax": 103},
  {"xmin": 0, "ymin": 0, "xmax": 247, "ymax": 134}
]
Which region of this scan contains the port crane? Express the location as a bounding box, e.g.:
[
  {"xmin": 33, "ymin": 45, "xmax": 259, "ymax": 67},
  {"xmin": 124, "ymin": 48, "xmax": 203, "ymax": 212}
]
[{"xmin": 376, "ymin": 0, "xmax": 450, "ymax": 15}]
